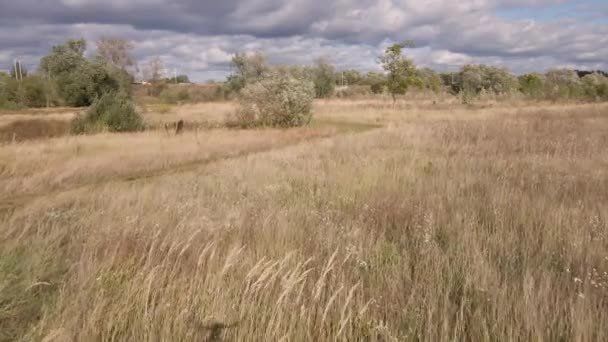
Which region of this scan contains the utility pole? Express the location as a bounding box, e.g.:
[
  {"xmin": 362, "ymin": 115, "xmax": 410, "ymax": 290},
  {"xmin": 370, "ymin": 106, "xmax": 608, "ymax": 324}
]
[{"xmin": 13, "ymin": 59, "xmax": 23, "ymax": 81}]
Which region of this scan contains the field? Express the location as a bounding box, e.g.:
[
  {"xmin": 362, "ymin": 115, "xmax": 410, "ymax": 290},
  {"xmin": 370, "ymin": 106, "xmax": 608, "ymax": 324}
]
[{"xmin": 1, "ymin": 100, "xmax": 608, "ymax": 341}]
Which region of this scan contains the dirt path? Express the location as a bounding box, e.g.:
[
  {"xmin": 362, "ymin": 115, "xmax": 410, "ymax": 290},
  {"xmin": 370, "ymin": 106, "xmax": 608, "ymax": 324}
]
[{"xmin": 0, "ymin": 121, "xmax": 381, "ymax": 214}]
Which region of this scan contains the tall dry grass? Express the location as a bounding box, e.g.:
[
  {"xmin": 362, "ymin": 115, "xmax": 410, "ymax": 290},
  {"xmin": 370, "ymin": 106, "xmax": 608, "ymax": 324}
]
[
  {"xmin": 0, "ymin": 126, "xmax": 336, "ymax": 201},
  {"xmin": 0, "ymin": 102, "xmax": 607, "ymax": 341}
]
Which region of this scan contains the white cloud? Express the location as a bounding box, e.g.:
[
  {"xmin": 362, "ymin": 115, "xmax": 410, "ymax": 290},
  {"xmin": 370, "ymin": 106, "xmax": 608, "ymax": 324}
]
[{"xmin": 0, "ymin": 0, "xmax": 606, "ymax": 81}]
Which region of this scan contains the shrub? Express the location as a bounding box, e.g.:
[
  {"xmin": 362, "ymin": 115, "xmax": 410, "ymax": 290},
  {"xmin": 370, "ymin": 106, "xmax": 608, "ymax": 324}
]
[
  {"xmin": 0, "ymin": 74, "xmax": 59, "ymax": 109},
  {"xmin": 519, "ymin": 73, "xmax": 545, "ymax": 99},
  {"xmin": 370, "ymin": 82, "xmax": 385, "ymax": 94},
  {"xmin": 233, "ymin": 70, "xmax": 315, "ymax": 128},
  {"xmin": 544, "ymin": 69, "xmax": 583, "ymax": 101},
  {"xmin": 311, "ymin": 57, "xmax": 336, "ymax": 98},
  {"xmin": 581, "ymin": 73, "xmax": 608, "ymax": 101},
  {"xmin": 20, "ymin": 76, "xmax": 48, "ymax": 108},
  {"xmin": 71, "ymin": 92, "xmax": 144, "ymax": 134}
]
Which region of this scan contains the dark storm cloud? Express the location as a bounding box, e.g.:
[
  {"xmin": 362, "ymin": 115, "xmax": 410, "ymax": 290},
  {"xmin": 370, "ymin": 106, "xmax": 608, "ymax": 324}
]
[{"xmin": 0, "ymin": 0, "xmax": 606, "ymax": 80}]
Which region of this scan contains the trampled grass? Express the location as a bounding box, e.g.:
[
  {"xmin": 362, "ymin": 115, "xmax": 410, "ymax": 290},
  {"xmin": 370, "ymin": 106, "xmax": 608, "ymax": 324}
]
[{"xmin": 1, "ymin": 101, "xmax": 607, "ymax": 341}]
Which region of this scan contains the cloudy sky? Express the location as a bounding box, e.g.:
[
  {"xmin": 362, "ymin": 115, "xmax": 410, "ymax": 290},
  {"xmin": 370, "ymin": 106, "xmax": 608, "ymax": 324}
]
[{"xmin": 1, "ymin": 0, "xmax": 606, "ymax": 82}]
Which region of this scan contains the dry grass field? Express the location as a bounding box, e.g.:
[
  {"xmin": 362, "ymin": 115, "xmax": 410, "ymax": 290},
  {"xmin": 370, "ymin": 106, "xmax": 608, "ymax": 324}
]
[{"xmin": 1, "ymin": 100, "xmax": 608, "ymax": 341}]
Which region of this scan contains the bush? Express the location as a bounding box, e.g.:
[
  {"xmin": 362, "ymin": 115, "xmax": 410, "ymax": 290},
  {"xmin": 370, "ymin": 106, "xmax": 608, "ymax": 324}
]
[
  {"xmin": 233, "ymin": 70, "xmax": 315, "ymax": 128},
  {"xmin": 0, "ymin": 74, "xmax": 59, "ymax": 109},
  {"xmin": 311, "ymin": 57, "xmax": 336, "ymax": 98},
  {"xmin": 20, "ymin": 76, "xmax": 48, "ymax": 108},
  {"xmin": 581, "ymin": 73, "xmax": 608, "ymax": 101},
  {"xmin": 71, "ymin": 92, "xmax": 144, "ymax": 134},
  {"xmin": 370, "ymin": 82, "xmax": 385, "ymax": 94}
]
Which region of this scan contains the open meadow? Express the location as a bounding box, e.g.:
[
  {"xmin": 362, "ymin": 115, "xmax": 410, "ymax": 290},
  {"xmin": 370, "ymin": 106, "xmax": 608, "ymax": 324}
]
[{"xmin": 1, "ymin": 99, "xmax": 607, "ymax": 341}]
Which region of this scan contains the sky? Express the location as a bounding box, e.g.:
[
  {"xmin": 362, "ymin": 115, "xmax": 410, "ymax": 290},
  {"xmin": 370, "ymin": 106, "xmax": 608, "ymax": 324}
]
[{"xmin": 0, "ymin": 0, "xmax": 606, "ymax": 82}]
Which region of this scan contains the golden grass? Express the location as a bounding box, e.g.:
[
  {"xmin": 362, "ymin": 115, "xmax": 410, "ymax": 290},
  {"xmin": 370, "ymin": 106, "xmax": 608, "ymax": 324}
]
[
  {"xmin": 0, "ymin": 126, "xmax": 337, "ymax": 203},
  {"xmin": 142, "ymin": 102, "xmax": 234, "ymax": 127},
  {"xmin": 1, "ymin": 100, "xmax": 608, "ymax": 341}
]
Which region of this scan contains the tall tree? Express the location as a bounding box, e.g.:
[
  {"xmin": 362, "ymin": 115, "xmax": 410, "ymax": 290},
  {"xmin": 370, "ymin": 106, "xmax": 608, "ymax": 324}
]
[
  {"xmin": 416, "ymin": 68, "xmax": 442, "ymax": 93},
  {"xmin": 311, "ymin": 57, "xmax": 335, "ymax": 98},
  {"xmin": 95, "ymin": 37, "xmax": 136, "ymax": 73},
  {"xmin": 40, "ymin": 38, "xmax": 87, "ymax": 77},
  {"xmin": 380, "ymin": 42, "xmax": 418, "ymax": 105},
  {"xmin": 39, "ymin": 38, "xmax": 120, "ymax": 106},
  {"xmin": 143, "ymin": 57, "xmax": 164, "ymax": 82},
  {"xmin": 143, "ymin": 57, "xmax": 166, "ymax": 96},
  {"xmin": 342, "ymin": 69, "xmax": 362, "ymax": 86},
  {"xmin": 227, "ymin": 52, "xmax": 268, "ymax": 92}
]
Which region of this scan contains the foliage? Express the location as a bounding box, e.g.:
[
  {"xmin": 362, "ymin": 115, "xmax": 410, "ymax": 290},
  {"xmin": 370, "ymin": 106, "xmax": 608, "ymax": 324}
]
[
  {"xmin": 227, "ymin": 52, "xmax": 268, "ymax": 92},
  {"xmin": 581, "ymin": 73, "xmax": 608, "ymax": 100},
  {"xmin": 0, "ymin": 73, "xmax": 58, "ymax": 109},
  {"xmin": 71, "ymin": 91, "xmax": 144, "ymax": 134},
  {"xmin": 233, "ymin": 69, "xmax": 315, "ymax": 127},
  {"xmin": 518, "ymin": 73, "xmax": 545, "ymax": 99},
  {"xmin": 40, "ymin": 38, "xmax": 87, "ymax": 76},
  {"xmin": 361, "ymin": 72, "xmax": 387, "ymax": 94},
  {"xmin": 19, "ymin": 76, "xmax": 49, "ymax": 107},
  {"xmin": 544, "ymin": 69, "xmax": 584, "ymax": 100},
  {"xmin": 460, "ymin": 64, "xmax": 518, "ymax": 95},
  {"xmin": 311, "ymin": 57, "xmax": 336, "ymax": 98},
  {"xmin": 167, "ymin": 74, "xmax": 191, "ymax": 84},
  {"xmin": 95, "ymin": 37, "xmax": 136, "ymax": 72},
  {"xmin": 142, "ymin": 57, "xmax": 166, "ymax": 97},
  {"xmin": 39, "ymin": 38, "xmax": 123, "ymax": 106},
  {"xmin": 339, "ymin": 69, "xmax": 363, "ymax": 86},
  {"xmin": 380, "ymin": 43, "xmax": 418, "ymax": 103},
  {"xmin": 416, "ymin": 68, "xmax": 443, "ymax": 93},
  {"xmin": 455, "ymin": 64, "xmax": 518, "ymax": 103}
]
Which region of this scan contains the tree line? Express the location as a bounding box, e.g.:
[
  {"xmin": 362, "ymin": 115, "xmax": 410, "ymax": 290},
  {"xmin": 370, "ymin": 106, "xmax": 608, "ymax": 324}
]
[{"xmin": 1, "ymin": 38, "xmax": 607, "ymax": 131}]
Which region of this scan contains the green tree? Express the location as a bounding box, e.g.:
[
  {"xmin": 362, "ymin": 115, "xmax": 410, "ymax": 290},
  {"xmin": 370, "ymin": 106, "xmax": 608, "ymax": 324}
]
[
  {"xmin": 519, "ymin": 73, "xmax": 545, "ymax": 99},
  {"xmin": 168, "ymin": 74, "xmax": 190, "ymax": 83},
  {"xmin": 19, "ymin": 76, "xmax": 48, "ymax": 107},
  {"xmin": 458, "ymin": 64, "xmax": 518, "ymax": 103},
  {"xmin": 40, "ymin": 38, "xmax": 87, "ymax": 76},
  {"xmin": 380, "ymin": 42, "xmax": 418, "ymax": 104},
  {"xmin": 142, "ymin": 57, "xmax": 166, "ymax": 97},
  {"xmin": 227, "ymin": 52, "xmax": 268, "ymax": 92},
  {"xmin": 581, "ymin": 73, "xmax": 608, "ymax": 100},
  {"xmin": 40, "ymin": 38, "xmax": 120, "ymax": 106},
  {"xmin": 363, "ymin": 72, "xmax": 386, "ymax": 94},
  {"xmin": 95, "ymin": 37, "xmax": 136, "ymax": 94},
  {"xmin": 416, "ymin": 68, "xmax": 442, "ymax": 93},
  {"xmin": 95, "ymin": 37, "xmax": 136, "ymax": 72},
  {"xmin": 344, "ymin": 69, "xmax": 362, "ymax": 85},
  {"xmin": 544, "ymin": 69, "xmax": 582, "ymax": 100},
  {"xmin": 311, "ymin": 57, "xmax": 335, "ymax": 98}
]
